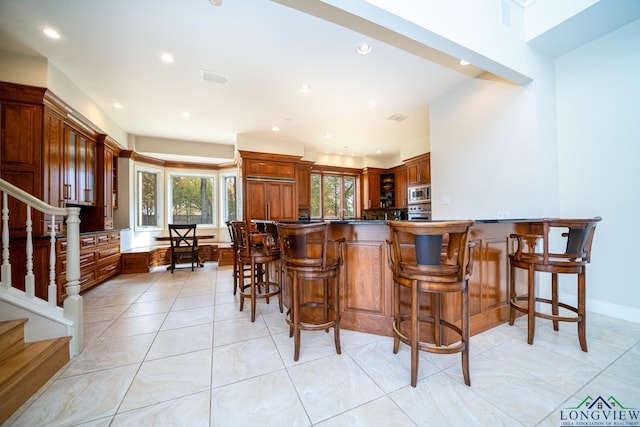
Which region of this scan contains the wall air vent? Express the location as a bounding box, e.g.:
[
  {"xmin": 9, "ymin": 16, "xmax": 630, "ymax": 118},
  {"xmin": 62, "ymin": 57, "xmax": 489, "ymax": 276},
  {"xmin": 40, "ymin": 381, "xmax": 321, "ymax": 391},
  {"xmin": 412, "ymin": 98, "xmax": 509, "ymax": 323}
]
[
  {"xmin": 200, "ymin": 69, "xmax": 229, "ymax": 85},
  {"xmin": 387, "ymin": 113, "xmax": 408, "ymax": 122}
]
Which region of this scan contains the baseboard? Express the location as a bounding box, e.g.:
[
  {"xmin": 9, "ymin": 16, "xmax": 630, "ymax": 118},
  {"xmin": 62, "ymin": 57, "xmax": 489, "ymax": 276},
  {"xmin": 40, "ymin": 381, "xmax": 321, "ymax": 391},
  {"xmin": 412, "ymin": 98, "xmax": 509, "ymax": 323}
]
[{"xmin": 558, "ymin": 292, "xmax": 640, "ymax": 324}]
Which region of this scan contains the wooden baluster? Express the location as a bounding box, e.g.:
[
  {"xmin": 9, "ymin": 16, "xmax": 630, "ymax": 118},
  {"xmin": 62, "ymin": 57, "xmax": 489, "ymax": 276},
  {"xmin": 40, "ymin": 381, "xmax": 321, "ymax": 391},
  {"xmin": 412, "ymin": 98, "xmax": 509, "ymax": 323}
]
[
  {"xmin": 48, "ymin": 215, "xmax": 57, "ymax": 307},
  {"xmin": 25, "ymin": 207, "xmax": 34, "ymax": 297},
  {"xmin": 1, "ymin": 192, "xmax": 11, "ymax": 289}
]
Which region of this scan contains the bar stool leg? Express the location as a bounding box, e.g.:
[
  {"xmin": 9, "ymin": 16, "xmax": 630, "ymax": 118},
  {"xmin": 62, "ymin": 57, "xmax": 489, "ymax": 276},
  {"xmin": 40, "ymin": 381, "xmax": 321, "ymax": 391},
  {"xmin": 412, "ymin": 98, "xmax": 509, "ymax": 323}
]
[
  {"xmin": 410, "ymin": 279, "xmax": 419, "ymax": 387},
  {"xmin": 393, "ymin": 279, "xmax": 400, "ymax": 354},
  {"xmin": 527, "ymin": 264, "xmax": 536, "ymax": 345},
  {"xmin": 293, "ymin": 274, "xmax": 301, "ymax": 362},
  {"xmin": 434, "ymin": 293, "xmax": 442, "ymax": 347},
  {"xmin": 462, "ymin": 284, "xmax": 471, "ymax": 386},
  {"xmin": 509, "ymin": 263, "xmax": 516, "ymax": 325},
  {"xmin": 551, "ymin": 272, "xmax": 559, "ymax": 330},
  {"xmin": 578, "ymin": 271, "xmax": 588, "ymax": 352},
  {"xmin": 250, "ymin": 258, "xmax": 257, "ymax": 323},
  {"xmin": 333, "ymin": 274, "xmax": 341, "ymax": 355}
]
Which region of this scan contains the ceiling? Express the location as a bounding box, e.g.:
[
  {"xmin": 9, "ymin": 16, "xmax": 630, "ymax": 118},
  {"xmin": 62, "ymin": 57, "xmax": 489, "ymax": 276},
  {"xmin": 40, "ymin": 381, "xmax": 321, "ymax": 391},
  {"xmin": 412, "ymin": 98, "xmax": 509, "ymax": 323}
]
[{"xmin": 0, "ymin": 0, "xmax": 478, "ymax": 163}]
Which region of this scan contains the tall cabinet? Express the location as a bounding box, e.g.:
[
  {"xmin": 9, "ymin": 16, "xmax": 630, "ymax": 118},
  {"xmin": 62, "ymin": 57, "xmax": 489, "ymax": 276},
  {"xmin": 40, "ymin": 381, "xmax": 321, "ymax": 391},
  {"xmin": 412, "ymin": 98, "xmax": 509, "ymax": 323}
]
[{"xmin": 239, "ymin": 151, "xmax": 299, "ymax": 222}]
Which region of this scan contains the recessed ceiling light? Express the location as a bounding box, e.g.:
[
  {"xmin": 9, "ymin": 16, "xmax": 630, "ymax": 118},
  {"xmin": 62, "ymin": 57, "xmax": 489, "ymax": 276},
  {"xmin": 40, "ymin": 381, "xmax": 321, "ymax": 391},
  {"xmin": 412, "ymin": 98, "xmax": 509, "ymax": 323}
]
[
  {"xmin": 459, "ymin": 59, "xmax": 470, "ymax": 66},
  {"xmin": 161, "ymin": 52, "xmax": 174, "ymax": 63},
  {"xmin": 376, "ymin": 150, "xmax": 382, "ymax": 154},
  {"xmin": 298, "ymin": 83, "xmax": 311, "ymax": 94},
  {"xmin": 113, "ymin": 103, "xmax": 123, "ymax": 109},
  {"xmin": 272, "ymin": 126, "xmax": 280, "ymax": 132},
  {"xmin": 43, "ymin": 27, "xmax": 60, "ymax": 39},
  {"xmin": 182, "ymin": 112, "xmax": 191, "ymax": 119},
  {"xmin": 356, "ymin": 42, "xmax": 372, "ymax": 55},
  {"xmin": 324, "ymin": 133, "xmax": 332, "ymax": 139},
  {"xmin": 368, "ymin": 100, "xmax": 377, "ymax": 108},
  {"xmin": 209, "ymin": 0, "xmax": 223, "ymax": 5}
]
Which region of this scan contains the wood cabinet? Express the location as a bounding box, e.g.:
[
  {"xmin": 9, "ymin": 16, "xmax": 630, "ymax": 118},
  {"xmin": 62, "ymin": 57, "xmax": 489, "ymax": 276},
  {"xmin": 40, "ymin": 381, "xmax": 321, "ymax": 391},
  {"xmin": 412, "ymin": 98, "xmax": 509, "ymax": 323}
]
[
  {"xmin": 245, "ymin": 180, "xmax": 296, "ymax": 221},
  {"xmin": 362, "ymin": 168, "xmax": 381, "ymax": 209},
  {"xmin": 62, "ymin": 126, "xmax": 96, "ymax": 206},
  {"xmin": 406, "ymin": 153, "xmax": 430, "ymax": 186},
  {"xmin": 394, "ymin": 165, "xmax": 408, "ymax": 208},
  {"xmin": 295, "ymin": 162, "xmax": 312, "ymax": 210},
  {"xmin": 56, "ymin": 230, "xmax": 120, "ymax": 303},
  {"xmin": 239, "ymin": 151, "xmax": 300, "ymax": 222}
]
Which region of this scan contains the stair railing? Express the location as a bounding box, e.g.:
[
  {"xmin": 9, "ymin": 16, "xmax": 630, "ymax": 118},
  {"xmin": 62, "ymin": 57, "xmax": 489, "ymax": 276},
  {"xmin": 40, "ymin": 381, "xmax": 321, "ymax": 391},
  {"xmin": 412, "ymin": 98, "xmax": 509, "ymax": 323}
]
[{"xmin": 0, "ymin": 178, "xmax": 83, "ymax": 357}]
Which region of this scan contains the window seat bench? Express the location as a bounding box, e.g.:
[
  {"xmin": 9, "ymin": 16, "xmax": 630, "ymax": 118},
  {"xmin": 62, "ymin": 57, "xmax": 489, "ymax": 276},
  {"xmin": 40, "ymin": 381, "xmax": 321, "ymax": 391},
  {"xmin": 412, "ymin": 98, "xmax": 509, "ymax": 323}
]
[{"xmin": 120, "ymin": 244, "xmax": 233, "ymax": 273}]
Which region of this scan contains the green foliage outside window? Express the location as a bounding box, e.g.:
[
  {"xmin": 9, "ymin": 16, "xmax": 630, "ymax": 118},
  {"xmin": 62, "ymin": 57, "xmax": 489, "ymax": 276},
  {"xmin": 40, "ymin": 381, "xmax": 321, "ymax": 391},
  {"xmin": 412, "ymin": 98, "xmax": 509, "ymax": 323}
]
[{"xmin": 171, "ymin": 175, "xmax": 214, "ymax": 224}]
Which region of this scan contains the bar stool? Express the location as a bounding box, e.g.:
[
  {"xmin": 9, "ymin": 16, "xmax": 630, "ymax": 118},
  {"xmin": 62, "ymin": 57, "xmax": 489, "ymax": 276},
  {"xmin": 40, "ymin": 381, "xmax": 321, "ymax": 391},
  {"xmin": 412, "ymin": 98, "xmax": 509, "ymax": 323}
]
[
  {"xmin": 387, "ymin": 220, "xmax": 475, "ymax": 387},
  {"xmin": 226, "ymin": 220, "xmax": 252, "ymax": 295},
  {"xmin": 276, "ymin": 221, "xmax": 344, "ymax": 361},
  {"xmin": 232, "ymin": 220, "xmax": 283, "ymax": 322},
  {"xmin": 509, "ymin": 217, "xmax": 601, "ymax": 351}
]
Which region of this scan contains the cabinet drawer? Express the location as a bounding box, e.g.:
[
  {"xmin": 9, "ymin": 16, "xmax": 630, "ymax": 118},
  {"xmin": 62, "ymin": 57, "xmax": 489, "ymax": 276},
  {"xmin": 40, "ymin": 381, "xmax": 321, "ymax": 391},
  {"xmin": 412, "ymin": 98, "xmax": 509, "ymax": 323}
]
[
  {"xmin": 96, "ymin": 233, "xmax": 110, "ymax": 246},
  {"xmin": 80, "ymin": 235, "xmax": 97, "ymax": 250},
  {"xmin": 97, "ymin": 245, "xmax": 120, "ymax": 261},
  {"xmin": 97, "ymin": 260, "xmax": 120, "ymax": 282}
]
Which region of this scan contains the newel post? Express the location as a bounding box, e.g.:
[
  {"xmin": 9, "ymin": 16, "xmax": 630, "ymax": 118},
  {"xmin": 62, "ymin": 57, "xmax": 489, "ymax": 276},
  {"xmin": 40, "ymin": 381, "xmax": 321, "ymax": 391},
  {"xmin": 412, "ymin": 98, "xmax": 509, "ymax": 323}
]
[{"xmin": 63, "ymin": 207, "xmax": 83, "ymax": 356}]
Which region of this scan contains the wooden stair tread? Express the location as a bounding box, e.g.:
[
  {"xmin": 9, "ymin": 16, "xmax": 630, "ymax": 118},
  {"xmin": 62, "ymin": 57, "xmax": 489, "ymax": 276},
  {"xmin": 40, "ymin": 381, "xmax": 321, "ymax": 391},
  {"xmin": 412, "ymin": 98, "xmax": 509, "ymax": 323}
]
[
  {"xmin": 0, "ymin": 336, "xmax": 71, "ymax": 388},
  {"xmin": 0, "ymin": 319, "xmax": 28, "ymax": 361},
  {"xmin": 0, "ymin": 335, "xmax": 71, "ymax": 425}
]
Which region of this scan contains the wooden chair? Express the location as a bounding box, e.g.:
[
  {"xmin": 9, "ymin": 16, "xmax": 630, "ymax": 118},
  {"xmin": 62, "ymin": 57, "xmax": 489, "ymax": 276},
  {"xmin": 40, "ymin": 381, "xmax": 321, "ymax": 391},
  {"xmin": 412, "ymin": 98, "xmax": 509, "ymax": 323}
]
[
  {"xmin": 276, "ymin": 221, "xmax": 344, "ymax": 361},
  {"xmin": 168, "ymin": 224, "xmax": 200, "ymax": 273},
  {"xmin": 509, "ymin": 217, "xmax": 602, "ymax": 351},
  {"xmin": 387, "ymin": 220, "xmax": 475, "ymax": 387},
  {"xmin": 232, "ymin": 220, "xmax": 282, "ymax": 322}
]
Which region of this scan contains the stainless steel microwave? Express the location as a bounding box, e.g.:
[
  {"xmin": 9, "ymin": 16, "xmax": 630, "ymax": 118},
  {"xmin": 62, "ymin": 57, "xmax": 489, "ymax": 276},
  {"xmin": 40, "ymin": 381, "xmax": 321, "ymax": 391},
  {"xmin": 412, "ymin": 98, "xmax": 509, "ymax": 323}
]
[{"xmin": 408, "ymin": 184, "xmax": 431, "ymax": 204}]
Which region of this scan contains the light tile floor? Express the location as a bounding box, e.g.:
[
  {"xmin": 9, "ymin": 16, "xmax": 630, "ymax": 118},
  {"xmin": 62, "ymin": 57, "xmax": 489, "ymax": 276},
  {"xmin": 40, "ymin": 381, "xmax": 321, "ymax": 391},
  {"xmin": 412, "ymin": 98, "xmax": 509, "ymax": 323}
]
[{"xmin": 4, "ymin": 264, "xmax": 640, "ymax": 427}]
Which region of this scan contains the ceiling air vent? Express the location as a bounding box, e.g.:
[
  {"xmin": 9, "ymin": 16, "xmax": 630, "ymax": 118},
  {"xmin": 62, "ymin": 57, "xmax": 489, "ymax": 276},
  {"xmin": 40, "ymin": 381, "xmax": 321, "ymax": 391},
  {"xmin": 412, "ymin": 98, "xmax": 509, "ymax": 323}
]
[
  {"xmin": 200, "ymin": 69, "xmax": 229, "ymax": 85},
  {"xmin": 387, "ymin": 113, "xmax": 408, "ymax": 122}
]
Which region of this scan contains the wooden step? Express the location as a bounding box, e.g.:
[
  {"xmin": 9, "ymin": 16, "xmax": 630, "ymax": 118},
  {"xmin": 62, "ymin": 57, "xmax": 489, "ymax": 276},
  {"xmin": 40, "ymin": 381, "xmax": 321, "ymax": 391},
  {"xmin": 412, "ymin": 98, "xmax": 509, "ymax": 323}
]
[
  {"xmin": 0, "ymin": 319, "xmax": 28, "ymax": 361},
  {"xmin": 0, "ymin": 320, "xmax": 71, "ymax": 425}
]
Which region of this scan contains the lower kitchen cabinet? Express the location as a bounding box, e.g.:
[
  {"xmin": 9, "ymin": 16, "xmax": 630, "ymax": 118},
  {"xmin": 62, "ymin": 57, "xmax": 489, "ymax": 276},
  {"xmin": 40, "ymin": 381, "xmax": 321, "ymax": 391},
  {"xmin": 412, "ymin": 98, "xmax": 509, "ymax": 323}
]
[{"xmin": 56, "ymin": 230, "xmax": 120, "ymax": 303}]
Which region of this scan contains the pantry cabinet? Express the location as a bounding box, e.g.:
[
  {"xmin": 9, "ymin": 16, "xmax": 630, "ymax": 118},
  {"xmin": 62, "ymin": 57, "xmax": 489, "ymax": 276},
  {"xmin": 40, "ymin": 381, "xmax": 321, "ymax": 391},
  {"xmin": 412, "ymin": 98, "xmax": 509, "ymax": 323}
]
[{"xmin": 63, "ymin": 126, "xmax": 96, "ymax": 206}]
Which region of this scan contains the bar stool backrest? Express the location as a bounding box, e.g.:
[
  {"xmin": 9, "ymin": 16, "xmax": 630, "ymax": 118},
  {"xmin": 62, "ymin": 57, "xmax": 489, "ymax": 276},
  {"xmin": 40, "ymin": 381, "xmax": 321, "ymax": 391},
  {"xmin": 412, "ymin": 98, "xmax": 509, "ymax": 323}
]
[
  {"xmin": 387, "ymin": 220, "xmax": 474, "ymax": 282},
  {"xmin": 277, "ymin": 221, "xmax": 331, "ymax": 269}
]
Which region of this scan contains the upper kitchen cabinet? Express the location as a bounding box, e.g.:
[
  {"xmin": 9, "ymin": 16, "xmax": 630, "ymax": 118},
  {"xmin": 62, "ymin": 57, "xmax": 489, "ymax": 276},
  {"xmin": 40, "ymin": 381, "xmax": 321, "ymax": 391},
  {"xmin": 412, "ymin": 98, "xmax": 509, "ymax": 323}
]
[
  {"xmin": 63, "ymin": 125, "xmax": 97, "ymax": 206},
  {"xmin": 406, "ymin": 153, "xmax": 430, "ymax": 186},
  {"xmin": 394, "ymin": 165, "xmax": 408, "ymax": 208},
  {"xmin": 363, "ymin": 167, "xmax": 382, "ymax": 209},
  {"xmin": 295, "ymin": 162, "xmax": 313, "ymax": 210}
]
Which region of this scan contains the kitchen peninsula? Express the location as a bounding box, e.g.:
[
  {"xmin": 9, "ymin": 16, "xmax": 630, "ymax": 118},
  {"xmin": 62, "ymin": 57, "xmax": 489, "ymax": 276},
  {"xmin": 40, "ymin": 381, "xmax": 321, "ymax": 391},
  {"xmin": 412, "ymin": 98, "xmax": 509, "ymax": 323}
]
[{"xmin": 300, "ymin": 218, "xmax": 538, "ymax": 339}]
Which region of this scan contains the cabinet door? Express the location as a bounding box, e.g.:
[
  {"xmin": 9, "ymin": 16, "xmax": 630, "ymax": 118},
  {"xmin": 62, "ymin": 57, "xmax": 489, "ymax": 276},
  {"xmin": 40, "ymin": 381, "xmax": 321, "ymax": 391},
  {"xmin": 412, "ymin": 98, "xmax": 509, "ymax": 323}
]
[
  {"xmin": 395, "ymin": 167, "xmax": 407, "ymax": 208},
  {"xmin": 366, "ymin": 172, "xmax": 380, "ymax": 209},
  {"xmin": 246, "ymin": 181, "xmax": 267, "ymax": 220},
  {"xmin": 407, "ymin": 157, "xmax": 430, "ymax": 185},
  {"xmin": 268, "ymin": 182, "xmax": 296, "ymax": 221},
  {"xmin": 63, "ymin": 127, "xmax": 78, "ymax": 204},
  {"xmin": 296, "ymin": 165, "xmax": 311, "ymax": 209},
  {"xmin": 103, "ymin": 147, "xmax": 114, "ymax": 228},
  {"xmin": 77, "ymin": 137, "xmax": 96, "ymax": 205}
]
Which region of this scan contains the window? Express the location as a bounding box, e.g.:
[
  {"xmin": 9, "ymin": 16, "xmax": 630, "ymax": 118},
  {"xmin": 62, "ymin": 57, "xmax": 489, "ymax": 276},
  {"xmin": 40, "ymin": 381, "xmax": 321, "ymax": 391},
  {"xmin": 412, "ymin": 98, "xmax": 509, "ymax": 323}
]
[
  {"xmin": 311, "ymin": 173, "xmax": 356, "ymax": 219},
  {"xmin": 169, "ymin": 173, "xmax": 215, "ymax": 225},
  {"xmin": 221, "ymin": 172, "xmax": 238, "ymax": 222},
  {"xmin": 137, "ymin": 169, "xmax": 160, "ymax": 228}
]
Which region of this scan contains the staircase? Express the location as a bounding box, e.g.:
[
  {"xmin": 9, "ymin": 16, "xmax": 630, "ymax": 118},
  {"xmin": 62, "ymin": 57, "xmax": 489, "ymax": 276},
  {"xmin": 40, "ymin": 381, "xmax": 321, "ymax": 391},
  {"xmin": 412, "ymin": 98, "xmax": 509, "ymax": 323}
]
[{"xmin": 0, "ymin": 319, "xmax": 71, "ymax": 424}]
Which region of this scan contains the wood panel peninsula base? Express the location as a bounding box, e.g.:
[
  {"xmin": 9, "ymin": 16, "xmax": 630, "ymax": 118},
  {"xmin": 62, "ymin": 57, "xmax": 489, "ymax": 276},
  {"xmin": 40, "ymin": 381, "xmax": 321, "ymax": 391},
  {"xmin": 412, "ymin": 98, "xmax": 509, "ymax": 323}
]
[{"xmin": 290, "ymin": 219, "xmax": 540, "ymax": 341}]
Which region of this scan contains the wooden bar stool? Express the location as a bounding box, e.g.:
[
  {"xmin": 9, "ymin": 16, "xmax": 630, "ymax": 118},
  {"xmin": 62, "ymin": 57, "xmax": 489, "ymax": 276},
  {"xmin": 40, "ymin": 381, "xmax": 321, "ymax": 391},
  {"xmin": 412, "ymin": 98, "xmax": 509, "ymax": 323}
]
[
  {"xmin": 387, "ymin": 220, "xmax": 475, "ymax": 387},
  {"xmin": 276, "ymin": 221, "xmax": 344, "ymax": 361},
  {"xmin": 226, "ymin": 220, "xmax": 252, "ymax": 295},
  {"xmin": 232, "ymin": 220, "xmax": 282, "ymax": 322},
  {"xmin": 509, "ymin": 217, "xmax": 601, "ymax": 351}
]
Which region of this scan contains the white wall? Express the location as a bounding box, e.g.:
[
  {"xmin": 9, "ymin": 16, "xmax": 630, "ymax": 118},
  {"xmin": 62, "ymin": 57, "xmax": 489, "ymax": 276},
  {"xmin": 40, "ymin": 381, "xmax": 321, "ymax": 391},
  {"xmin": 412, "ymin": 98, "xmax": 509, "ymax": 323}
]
[
  {"xmin": 430, "ymin": 78, "xmax": 550, "ymax": 220},
  {"xmin": 555, "ymin": 18, "xmax": 640, "ymax": 319}
]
